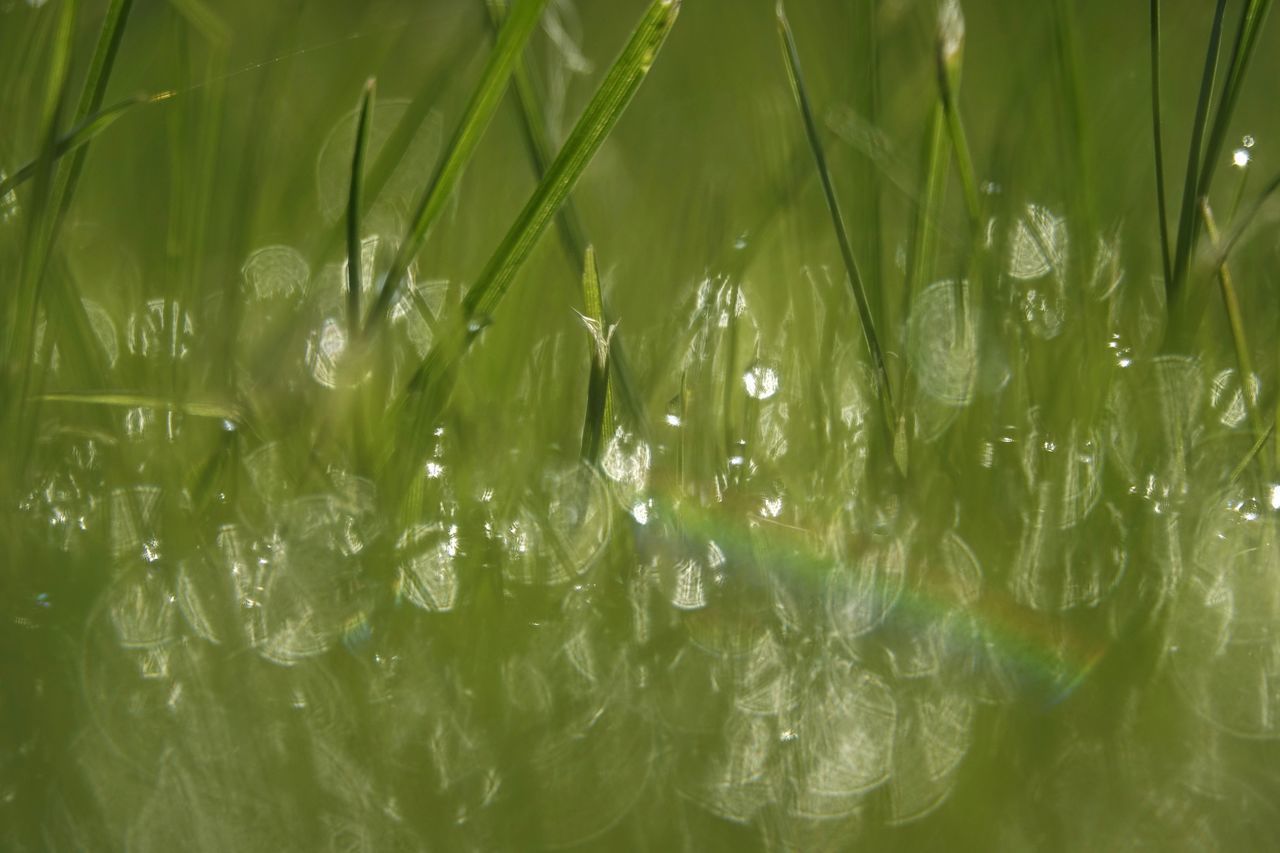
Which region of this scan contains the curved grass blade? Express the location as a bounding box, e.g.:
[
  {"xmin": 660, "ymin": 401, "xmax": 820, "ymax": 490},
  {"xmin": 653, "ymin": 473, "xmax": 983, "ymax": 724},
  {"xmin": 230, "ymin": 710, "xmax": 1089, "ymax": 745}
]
[
  {"xmin": 1150, "ymin": 0, "xmax": 1173, "ymax": 287},
  {"xmin": 395, "ymin": 0, "xmax": 682, "ymax": 466},
  {"xmin": 363, "ymin": 0, "xmax": 551, "ymax": 340},
  {"xmin": 0, "ymin": 94, "xmax": 155, "ymax": 199},
  {"xmin": 347, "ymin": 78, "xmax": 375, "ymax": 339},
  {"xmin": 776, "ymin": 1, "xmax": 897, "ymax": 455}
]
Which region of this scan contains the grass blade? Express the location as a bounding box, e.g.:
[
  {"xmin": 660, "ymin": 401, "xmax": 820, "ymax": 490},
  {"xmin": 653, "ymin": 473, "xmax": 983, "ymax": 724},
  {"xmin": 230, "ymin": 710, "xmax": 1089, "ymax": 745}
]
[
  {"xmin": 55, "ymin": 0, "xmax": 135, "ymax": 227},
  {"xmin": 39, "ymin": 392, "xmax": 246, "ymax": 424},
  {"xmin": 1200, "ymin": 198, "xmax": 1266, "ymax": 450},
  {"xmin": 484, "ymin": 0, "xmax": 649, "ymax": 435},
  {"xmin": 347, "ymin": 78, "xmax": 375, "ymax": 339},
  {"xmin": 394, "ymin": 0, "xmax": 681, "ymax": 469},
  {"xmin": 462, "ymin": 0, "xmax": 681, "ymax": 323},
  {"xmin": 776, "ymin": 1, "xmax": 897, "ymax": 455},
  {"xmin": 0, "ymin": 94, "xmax": 157, "ymax": 199},
  {"xmin": 579, "ymin": 246, "xmax": 616, "ymax": 464},
  {"xmin": 1194, "ymin": 0, "xmax": 1273, "ymax": 219},
  {"xmin": 936, "ymin": 0, "xmax": 980, "ymax": 228},
  {"xmin": 363, "ymin": 0, "xmax": 551, "ymax": 339},
  {"xmin": 1150, "ymin": 0, "xmax": 1173, "ymax": 287},
  {"xmin": 1169, "ymin": 0, "xmax": 1228, "ymax": 300}
]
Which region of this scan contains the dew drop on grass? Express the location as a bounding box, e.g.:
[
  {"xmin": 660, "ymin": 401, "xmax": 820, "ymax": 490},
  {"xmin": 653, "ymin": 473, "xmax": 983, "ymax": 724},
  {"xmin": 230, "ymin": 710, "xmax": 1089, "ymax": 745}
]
[
  {"xmin": 743, "ymin": 360, "xmax": 780, "ymax": 400},
  {"xmin": 0, "ymin": 171, "xmax": 17, "ymax": 221}
]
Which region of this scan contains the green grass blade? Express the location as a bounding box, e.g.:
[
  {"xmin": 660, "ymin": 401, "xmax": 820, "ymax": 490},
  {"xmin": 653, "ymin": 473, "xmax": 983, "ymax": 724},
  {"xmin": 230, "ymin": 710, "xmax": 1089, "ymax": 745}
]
[
  {"xmin": 0, "ymin": 95, "xmax": 153, "ymax": 199},
  {"xmin": 55, "ymin": 0, "xmax": 135, "ymax": 225},
  {"xmin": 1169, "ymin": 0, "xmax": 1228, "ymax": 300},
  {"xmin": 776, "ymin": 1, "xmax": 897, "ymax": 453},
  {"xmin": 461, "ymin": 0, "xmax": 682, "ymax": 323},
  {"xmin": 1200, "ymin": 198, "xmax": 1266, "ymax": 450},
  {"xmin": 579, "ymin": 246, "xmax": 616, "ymax": 464},
  {"xmin": 39, "ymin": 392, "xmax": 246, "ymax": 423},
  {"xmin": 347, "ymin": 78, "xmax": 375, "ymax": 339},
  {"xmin": 394, "ymin": 0, "xmax": 681, "ymax": 470},
  {"xmin": 1150, "ymin": 0, "xmax": 1173, "ymax": 287},
  {"xmin": 484, "ymin": 0, "xmax": 649, "ymax": 435},
  {"xmin": 363, "ymin": 0, "xmax": 551, "ymax": 339},
  {"xmin": 936, "ymin": 0, "xmax": 980, "ymax": 228},
  {"xmin": 1194, "ymin": 0, "xmax": 1273, "ymax": 216}
]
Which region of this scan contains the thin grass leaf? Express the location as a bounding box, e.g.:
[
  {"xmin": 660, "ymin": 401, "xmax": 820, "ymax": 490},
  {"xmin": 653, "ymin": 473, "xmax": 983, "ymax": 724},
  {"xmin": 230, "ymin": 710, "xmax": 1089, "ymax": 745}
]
[
  {"xmin": 393, "ymin": 0, "xmax": 681, "ymax": 474},
  {"xmin": 1213, "ymin": 168, "xmax": 1280, "ymax": 263},
  {"xmin": 579, "ymin": 246, "xmax": 616, "ymax": 464},
  {"xmin": 0, "ymin": 94, "xmax": 154, "ymax": 199},
  {"xmin": 1169, "ymin": 0, "xmax": 1228, "ymax": 300},
  {"xmin": 364, "ymin": 0, "xmax": 551, "ymax": 339},
  {"xmin": 55, "ymin": 0, "xmax": 135, "ymax": 227},
  {"xmin": 6, "ymin": 0, "xmax": 78, "ymax": 410},
  {"xmin": 40, "ymin": 392, "xmax": 246, "ymax": 423},
  {"xmin": 1230, "ymin": 422, "xmax": 1276, "ymax": 483},
  {"xmin": 1200, "ymin": 198, "xmax": 1267, "ymax": 450},
  {"xmin": 1150, "ymin": 0, "xmax": 1173, "ymax": 287},
  {"xmin": 776, "ymin": 1, "xmax": 897, "ymax": 456},
  {"xmin": 1194, "ymin": 0, "xmax": 1273, "ymax": 218},
  {"xmin": 936, "ymin": 0, "xmax": 980, "ymax": 228},
  {"xmin": 347, "ymin": 78, "xmax": 375, "ymax": 339},
  {"xmin": 484, "ymin": 0, "xmax": 649, "ymax": 436}
]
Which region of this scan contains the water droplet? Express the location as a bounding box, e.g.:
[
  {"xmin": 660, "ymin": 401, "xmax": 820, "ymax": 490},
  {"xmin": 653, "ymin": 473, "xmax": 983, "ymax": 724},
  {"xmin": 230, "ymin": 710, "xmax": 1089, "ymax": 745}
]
[
  {"xmin": 1232, "ymin": 147, "xmax": 1251, "ymax": 169},
  {"xmin": 242, "ymin": 245, "xmax": 309, "ymax": 300},
  {"xmin": 743, "ymin": 360, "xmax": 780, "ymax": 400}
]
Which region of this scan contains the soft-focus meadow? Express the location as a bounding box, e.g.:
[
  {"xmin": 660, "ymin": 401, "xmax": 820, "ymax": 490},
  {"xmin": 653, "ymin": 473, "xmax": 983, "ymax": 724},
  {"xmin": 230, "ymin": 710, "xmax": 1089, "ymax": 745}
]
[{"xmin": 2, "ymin": 0, "xmax": 1280, "ymax": 849}]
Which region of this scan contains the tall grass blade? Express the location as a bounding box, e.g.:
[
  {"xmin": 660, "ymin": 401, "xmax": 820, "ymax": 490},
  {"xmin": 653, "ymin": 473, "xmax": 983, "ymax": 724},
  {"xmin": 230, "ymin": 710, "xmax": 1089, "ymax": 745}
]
[
  {"xmin": 936, "ymin": 0, "xmax": 980, "ymax": 228},
  {"xmin": 1169, "ymin": 0, "xmax": 1228, "ymax": 300},
  {"xmin": 1194, "ymin": 0, "xmax": 1273, "ymax": 218},
  {"xmin": 461, "ymin": 0, "xmax": 681, "ymax": 323},
  {"xmin": 776, "ymin": 1, "xmax": 897, "ymax": 454},
  {"xmin": 1150, "ymin": 0, "xmax": 1173, "ymax": 287},
  {"xmin": 484, "ymin": 0, "xmax": 649, "ymax": 434},
  {"xmin": 347, "ymin": 78, "xmax": 375, "ymax": 339},
  {"xmin": 1200, "ymin": 198, "xmax": 1266, "ymax": 449},
  {"xmin": 364, "ymin": 0, "xmax": 551, "ymax": 339},
  {"xmin": 55, "ymin": 0, "xmax": 135, "ymax": 226}
]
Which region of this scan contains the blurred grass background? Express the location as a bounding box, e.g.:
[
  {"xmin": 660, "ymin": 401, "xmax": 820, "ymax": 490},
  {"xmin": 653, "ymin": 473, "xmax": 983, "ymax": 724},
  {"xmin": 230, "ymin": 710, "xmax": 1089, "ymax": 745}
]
[{"xmin": 2, "ymin": 0, "xmax": 1280, "ymax": 850}]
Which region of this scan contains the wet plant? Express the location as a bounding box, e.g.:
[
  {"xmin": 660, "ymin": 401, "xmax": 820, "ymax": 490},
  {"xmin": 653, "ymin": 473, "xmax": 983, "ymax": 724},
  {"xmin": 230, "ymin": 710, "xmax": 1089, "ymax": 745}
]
[{"xmin": 2, "ymin": 0, "xmax": 1280, "ymax": 850}]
